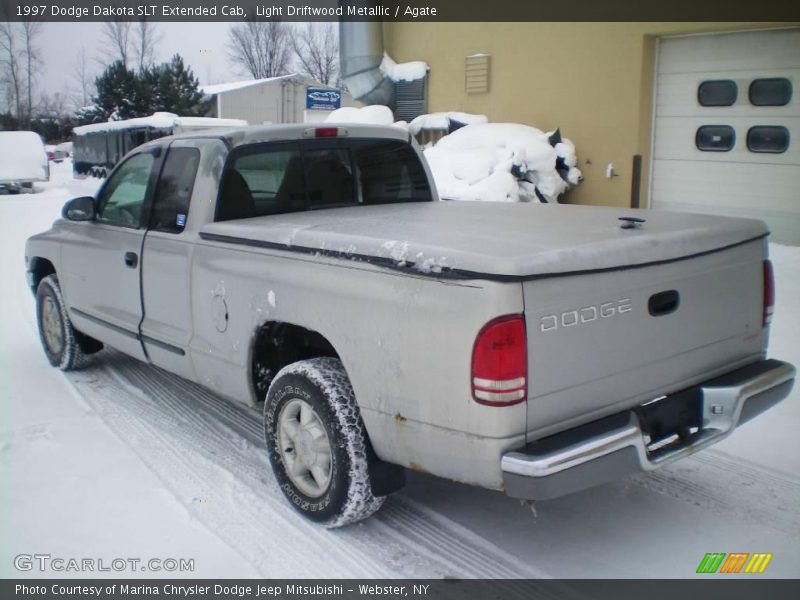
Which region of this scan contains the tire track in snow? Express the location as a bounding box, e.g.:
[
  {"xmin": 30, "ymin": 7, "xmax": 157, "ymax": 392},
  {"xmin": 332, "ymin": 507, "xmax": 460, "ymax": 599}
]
[
  {"xmin": 632, "ymin": 449, "xmax": 800, "ymax": 536},
  {"xmin": 67, "ymin": 350, "xmax": 545, "ymax": 578},
  {"xmin": 67, "ymin": 360, "xmax": 391, "ymax": 578}
]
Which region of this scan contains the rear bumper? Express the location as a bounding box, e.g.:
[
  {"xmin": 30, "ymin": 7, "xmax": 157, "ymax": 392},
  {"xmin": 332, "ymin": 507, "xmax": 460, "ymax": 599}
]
[{"xmin": 501, "ymin": 359, "xmax": 795, "ymax": 500}]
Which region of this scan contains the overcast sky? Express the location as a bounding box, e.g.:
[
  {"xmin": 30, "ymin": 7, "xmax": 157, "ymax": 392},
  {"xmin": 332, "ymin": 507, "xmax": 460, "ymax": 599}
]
[{"xmin": 38, "ymin": 22, "xmax": 249, "ymax": 104}]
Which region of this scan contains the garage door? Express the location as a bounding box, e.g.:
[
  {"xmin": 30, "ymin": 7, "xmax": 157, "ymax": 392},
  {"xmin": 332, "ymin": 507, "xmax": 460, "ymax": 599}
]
[{"xmin": 651, "ymin": 28, "xmax": 800, "ymax": 244}]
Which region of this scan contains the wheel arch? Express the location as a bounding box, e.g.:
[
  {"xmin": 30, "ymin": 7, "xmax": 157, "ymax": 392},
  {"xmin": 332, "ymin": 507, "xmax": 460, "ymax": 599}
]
[
  {"xmin": 250, "ymin": 321, "xmax": 406, "ymax": 498},
  {"xmin": 27, "ymin": 256, "xmax": 56, "ymax": 295}
]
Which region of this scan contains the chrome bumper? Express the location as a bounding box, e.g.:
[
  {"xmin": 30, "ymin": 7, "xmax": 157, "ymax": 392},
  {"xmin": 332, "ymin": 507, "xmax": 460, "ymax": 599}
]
[{"xmin": 501, "ymin": 359, "xmax": 796, "ymax": 500}]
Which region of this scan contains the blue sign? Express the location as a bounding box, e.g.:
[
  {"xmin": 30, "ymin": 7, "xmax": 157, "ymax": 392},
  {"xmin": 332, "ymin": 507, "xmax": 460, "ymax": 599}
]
[{"xmin": 306, "ymin": 87, "xmax": 342, "ymax": 111}]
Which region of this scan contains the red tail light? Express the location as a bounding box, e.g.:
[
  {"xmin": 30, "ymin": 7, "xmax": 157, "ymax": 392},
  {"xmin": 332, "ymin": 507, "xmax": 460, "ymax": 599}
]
[
  {"xmin": 763, "ymin": 259, "xmax": 775, "ymax": 327},
  {"xmin": 471, "ymin": 315, "xmax": 527, "ymax": 406}
]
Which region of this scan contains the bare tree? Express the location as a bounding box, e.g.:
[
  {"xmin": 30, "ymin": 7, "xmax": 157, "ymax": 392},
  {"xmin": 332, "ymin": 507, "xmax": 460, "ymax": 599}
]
[
  {"xmin": 227, "ymin": 20, "xmax": 292, "ymax": 79},
  {"xmin": 0, "ymin": 21, "xmax": 22, "ymax": 118},
  {"xmin": 38, "ymin": 90, "xmax": 69, "ymax": 118},
  {"xmin": 292, "ymin": 23, "xmax": 338, "ymax": 86},
  {"xmin": 102, "ymin": 20, "xmax": 131, "ymax": 68},
  {"xmin": 72, "ymin": 47, "xmax": 95, "ymax": 108},
  {"xmin": 21, "ymin": 19, "xmax": 42, "ymax": 120},
  {"xmin": 134, "ymin": 19, "xmax": 161, "ymax": 73}
]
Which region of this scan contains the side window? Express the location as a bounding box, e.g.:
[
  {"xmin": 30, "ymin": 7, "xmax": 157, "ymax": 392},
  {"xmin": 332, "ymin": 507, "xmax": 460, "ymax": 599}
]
[
  {"xmin": 96, "ymin": 153, "xmax": 155, "ymax": 228},
  {"xmin": 150, "ymin": 147, "xmax": 201, "ymax": 233},
  {"xmin": 217, "ymin": 144, "xmax": 304, "ymax": 221},
  {"xmin": 304, "ymin": 148, "xmax": 355, "ymax": 209}
]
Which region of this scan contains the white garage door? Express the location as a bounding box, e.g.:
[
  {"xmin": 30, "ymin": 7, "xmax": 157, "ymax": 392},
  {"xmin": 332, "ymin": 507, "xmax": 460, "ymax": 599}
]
[{"xmin": 651, "ymin": 28, "xmax": 800, "ymax": 244}]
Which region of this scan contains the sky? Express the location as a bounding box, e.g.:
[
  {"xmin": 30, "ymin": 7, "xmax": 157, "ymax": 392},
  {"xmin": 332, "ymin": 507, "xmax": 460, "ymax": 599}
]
[{"xmin": 38, "ymin": 22, "xmax": 253, "ymax": 105}]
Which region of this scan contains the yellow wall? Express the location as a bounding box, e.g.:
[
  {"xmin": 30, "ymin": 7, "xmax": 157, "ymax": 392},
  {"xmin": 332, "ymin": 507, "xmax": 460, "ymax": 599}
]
[{"xmin": 383, "ymin": 22, "xmax": 795, "ymax": 207}]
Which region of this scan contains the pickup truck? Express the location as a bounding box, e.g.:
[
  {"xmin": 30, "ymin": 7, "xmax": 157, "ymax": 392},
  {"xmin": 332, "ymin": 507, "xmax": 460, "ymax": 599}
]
[{"xmin": 25, "ymin": 123, "xmax": 796, "ymax": 527}]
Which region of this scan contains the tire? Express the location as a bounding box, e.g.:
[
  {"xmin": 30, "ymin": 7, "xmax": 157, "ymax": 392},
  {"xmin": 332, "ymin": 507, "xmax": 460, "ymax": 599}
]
[
  {"xmin": 264, "ymin": 357, "xmax": 385, "ymax": 527},
  {"xmin": 36, "ymin": 275, "xmax": 97, "ymax": 371}
]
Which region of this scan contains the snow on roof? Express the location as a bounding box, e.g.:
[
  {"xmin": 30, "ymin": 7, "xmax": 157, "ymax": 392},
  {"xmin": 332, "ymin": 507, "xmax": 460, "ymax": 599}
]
[
  {"xmin": 200, "ymin": 74, "xmax": 300, "ymax": 95},
  {"xmin": 380, "ymin": 53, "xmax": 429, "ymax": 83},
  {"xmin": 324, "ymin": 105, "xmax": 396, "ymax": 126},
  {"xmin": 73, "ymin": 112, "xmax": 247, "ymax": 136}
]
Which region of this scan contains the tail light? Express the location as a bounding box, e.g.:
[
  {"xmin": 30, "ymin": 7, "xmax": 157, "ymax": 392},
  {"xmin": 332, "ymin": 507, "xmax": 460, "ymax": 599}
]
[
  {"xmin": 763, "ymin": 259, "xmax": 775, "ymax": 327},
  {"xmin": 304, "ymin": 127, "xmax": 348, "ymax": 138},
  {"xmin": 471, "ymin": 315, "xmax": 527, "ymax": 406}
]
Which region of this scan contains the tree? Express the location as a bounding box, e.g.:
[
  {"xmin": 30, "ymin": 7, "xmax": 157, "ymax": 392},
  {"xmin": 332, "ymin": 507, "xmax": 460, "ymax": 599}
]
[
  {"xmin": 88, "ymin": 54, "xmax": 206, "ymax": 123},
  {"xmin": 72, "ymin": 47, "xmax": 95, "ymax": 109},
  {"xmin": 144, "ymin": 54, "xmax": 205, "ymax": 115},
  {"xmin": 0, "ymin": 21, "xmax": 22, "ymax": 119},
  {"xmin": 292, "ymin": 23, "xmax": 339, "ymax": 86},
  {"xmin": 102, "ymin": 20, "xmax": 132, "ymax": 69},
  {"xmin": 227, "ymin": 20, "xmax": 291, "ymax": 79},
  {"xmin": 93, "ymin": 60, "xmax": 141, "ymax": 120},
  {"xmin": 134, "ymin": 19, "xmax": 161, "ymax": 73},
  {"xmin": 21, "ymin": 19, "xmax": 42, "ymax": 120}
]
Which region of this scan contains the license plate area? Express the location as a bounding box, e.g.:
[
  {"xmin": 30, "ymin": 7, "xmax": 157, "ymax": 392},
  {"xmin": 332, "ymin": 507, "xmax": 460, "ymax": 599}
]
[{"xmin": 635, "ymin": 388, "xmax": 703, "ymax": 453}]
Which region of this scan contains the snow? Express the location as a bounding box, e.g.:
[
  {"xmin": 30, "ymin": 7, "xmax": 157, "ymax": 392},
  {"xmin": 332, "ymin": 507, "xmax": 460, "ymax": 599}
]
[
  {"xmin": 200, "ymin": 75, "xmax": 299, "ymax": 96},
  {"xmin": 0, "ymin": 131, "xmax": 48, "ymax": 182},
  {"xmin": 424, "ymin": 123, "xmax": 582, "ymax": 202},
  {"xmin": 379, "ymin": 53, "xmax": 429, "ymax": 83},
  {"xmin": 324, "ymin": 105, "xmax": 396, "ymax": 126},
  {"xmin": 73, "ymin": 113, "xmax": 247, "ymax": 136},
  {"xmin": 1, "ymin": 161, "xmax": 798, "ymax": 577},
  {"xmin": 408, "ymin": 111, "xmax": 488, "ymax": 135}
]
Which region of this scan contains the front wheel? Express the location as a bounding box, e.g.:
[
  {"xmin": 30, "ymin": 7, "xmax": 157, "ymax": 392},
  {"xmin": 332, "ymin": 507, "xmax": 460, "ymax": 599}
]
[
  {"xmin": 36, "ymin": 275, "xmax": 98, "ymax": 371},
  {"xmin": 264, "ymin": 357, "xmax": 385, "ymax": 527}
]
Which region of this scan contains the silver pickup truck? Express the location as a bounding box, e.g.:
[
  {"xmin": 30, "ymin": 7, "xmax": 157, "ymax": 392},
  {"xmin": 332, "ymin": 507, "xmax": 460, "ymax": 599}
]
[{"xmin": 25, "ymin": 124, "xmax": 795, "ymax": 527}]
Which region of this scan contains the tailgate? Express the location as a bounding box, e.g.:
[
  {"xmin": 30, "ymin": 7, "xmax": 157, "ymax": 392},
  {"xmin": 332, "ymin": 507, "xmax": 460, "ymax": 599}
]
[{"xmin": 523, "ymin": 238, "xmax": 767, "ymax": 440}]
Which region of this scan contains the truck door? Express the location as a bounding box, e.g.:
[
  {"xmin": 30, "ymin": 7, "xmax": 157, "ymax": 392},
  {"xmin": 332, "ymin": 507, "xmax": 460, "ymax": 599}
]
[
  {"xmin": 139, "ymin": 142, "xmax": 202, "ymax": 379},
  {"xmin": 60, "ymin": 150, "xmax": 160, "ymax": 361}
]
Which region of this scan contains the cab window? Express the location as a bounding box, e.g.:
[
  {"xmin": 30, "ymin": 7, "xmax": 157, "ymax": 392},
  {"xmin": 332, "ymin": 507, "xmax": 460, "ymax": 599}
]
[
  {"xmin": 96, "ymin": 153, "xmax": 155, "ymax": 228},
  {"xmin": 150, "ymin": 147, "xmax": 201, "ymax": 233}
]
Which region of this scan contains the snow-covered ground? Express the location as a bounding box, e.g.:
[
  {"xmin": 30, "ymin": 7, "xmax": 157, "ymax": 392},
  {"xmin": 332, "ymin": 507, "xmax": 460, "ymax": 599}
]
[{"xmin": 1, "ymin": 162, "xmax": 798, "ymax": 579}]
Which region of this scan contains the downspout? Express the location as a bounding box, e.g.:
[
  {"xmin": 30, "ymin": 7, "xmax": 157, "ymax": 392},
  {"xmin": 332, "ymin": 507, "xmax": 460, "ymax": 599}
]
[{"xmin": 339, "ymin": 5, "xmax": 396, "ymax": 107}]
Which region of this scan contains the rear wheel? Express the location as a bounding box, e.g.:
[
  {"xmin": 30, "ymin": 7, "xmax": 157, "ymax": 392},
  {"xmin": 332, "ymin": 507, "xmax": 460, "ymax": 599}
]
[
  {"xmin": 264, "ymin": 357, "xmax": 385, "ymax": 527},
  {"xmin": 36, "ymin": 275, "xmax": 100, "ymax": 371}
]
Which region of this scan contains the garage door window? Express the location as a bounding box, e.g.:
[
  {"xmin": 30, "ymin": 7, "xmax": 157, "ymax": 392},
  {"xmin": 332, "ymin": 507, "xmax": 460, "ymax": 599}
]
[
  {"xmin": 747, "ymin": 126, "xmax": 790, "ymax": 154},
  {"xmin": 749, "ymin": 78, "xmax": 792, "ymax": 106},
  {"xmin": 698, "ymin": 80, "xmax": 738, "ymax": 106},
  {"xmin": 696, "ymin": 125, "xmax": 736, "ymax": 152}
]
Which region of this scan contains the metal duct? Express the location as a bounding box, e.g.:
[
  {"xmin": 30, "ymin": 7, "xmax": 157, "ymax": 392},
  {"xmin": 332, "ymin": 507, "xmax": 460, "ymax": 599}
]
[{"xmin": 339, "ymin": 11, "xmax": 395, "ymax": 107}]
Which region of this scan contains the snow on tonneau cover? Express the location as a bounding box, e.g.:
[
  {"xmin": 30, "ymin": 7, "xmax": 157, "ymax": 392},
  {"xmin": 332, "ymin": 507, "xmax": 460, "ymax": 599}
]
[{"xmin": 202, "ymin": 200, "xmax": 769, "ymax": 439}]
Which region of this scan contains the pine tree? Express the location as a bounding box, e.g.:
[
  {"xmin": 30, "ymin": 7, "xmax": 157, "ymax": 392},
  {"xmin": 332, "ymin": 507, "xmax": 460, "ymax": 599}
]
[
  {"xmin": 152, "ymin": 54, "xmax": 204, "ymax": 115},
  {"xmin": 91, "ymin": 60, "xmax": 143, "ymax": 121},
  {"xmin": 79, "ymin": 54, "xmax": 207, "ymax": 124}
]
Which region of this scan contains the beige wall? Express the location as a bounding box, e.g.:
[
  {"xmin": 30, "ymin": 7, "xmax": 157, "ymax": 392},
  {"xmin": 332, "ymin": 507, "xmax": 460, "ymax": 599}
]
[{"xmin": 384, "ymin": 22, "xmax": 796, "ymax": 207}]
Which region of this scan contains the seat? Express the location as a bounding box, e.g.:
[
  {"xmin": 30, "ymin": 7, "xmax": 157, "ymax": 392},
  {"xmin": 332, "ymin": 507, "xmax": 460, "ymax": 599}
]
[{"xmin": 218, "ymin": 170, "xmax": 256, "ymax": 221}]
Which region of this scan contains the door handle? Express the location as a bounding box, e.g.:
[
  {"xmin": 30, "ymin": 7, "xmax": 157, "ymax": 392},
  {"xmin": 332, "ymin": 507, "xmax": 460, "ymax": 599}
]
[{"xmin": 124, "ymin": 252, "xmax": 138, "ymax": 268}]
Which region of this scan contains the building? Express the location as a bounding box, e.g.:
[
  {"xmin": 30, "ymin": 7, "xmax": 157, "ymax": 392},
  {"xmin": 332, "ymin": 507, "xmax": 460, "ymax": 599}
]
[
  {"xmin": 201, "ymin": 74, "xmax": 357, "ymax": 126},
  {"xmin": 381, "ymin": 23, "xmax": 800, "ymax": 243}
]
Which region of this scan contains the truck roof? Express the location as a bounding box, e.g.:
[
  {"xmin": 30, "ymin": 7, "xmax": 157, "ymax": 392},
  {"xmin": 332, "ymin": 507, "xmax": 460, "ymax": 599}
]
[{"xmin": 143, "ymin": 122, "xmax": 412, "ymax": 149}]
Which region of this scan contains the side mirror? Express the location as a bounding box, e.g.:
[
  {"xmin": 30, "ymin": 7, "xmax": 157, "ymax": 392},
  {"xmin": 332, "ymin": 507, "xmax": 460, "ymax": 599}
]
[{"xmin": 62, "ymin": 196, "xmax": 96, "ymax": 222}]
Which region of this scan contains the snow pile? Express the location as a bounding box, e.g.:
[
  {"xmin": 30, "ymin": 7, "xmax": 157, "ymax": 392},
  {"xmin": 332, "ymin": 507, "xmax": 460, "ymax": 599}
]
[
  {"xmin": 408, "ymin": 112, "xmax": 488, "ymax": 135},
  {"xmin": 0, "ymin": 131, "xmax": 48, "ymax": 182},
  {"xmin": 325, "ymin": 105, "xmax": 397, "ymax": 126},
  {"xmin": 424, "ymin": 123, "xmax": 582, "ymax": 203},
  {"xmin": 379, "ymin": 53, "xmax": 428, "ymax": 82}
]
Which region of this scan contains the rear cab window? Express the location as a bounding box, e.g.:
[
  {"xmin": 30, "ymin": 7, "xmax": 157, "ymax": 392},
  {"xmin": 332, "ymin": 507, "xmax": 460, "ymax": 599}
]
[{"xmin": 216, "ymin": 138, "xmax": 432, "ymax": 222}]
